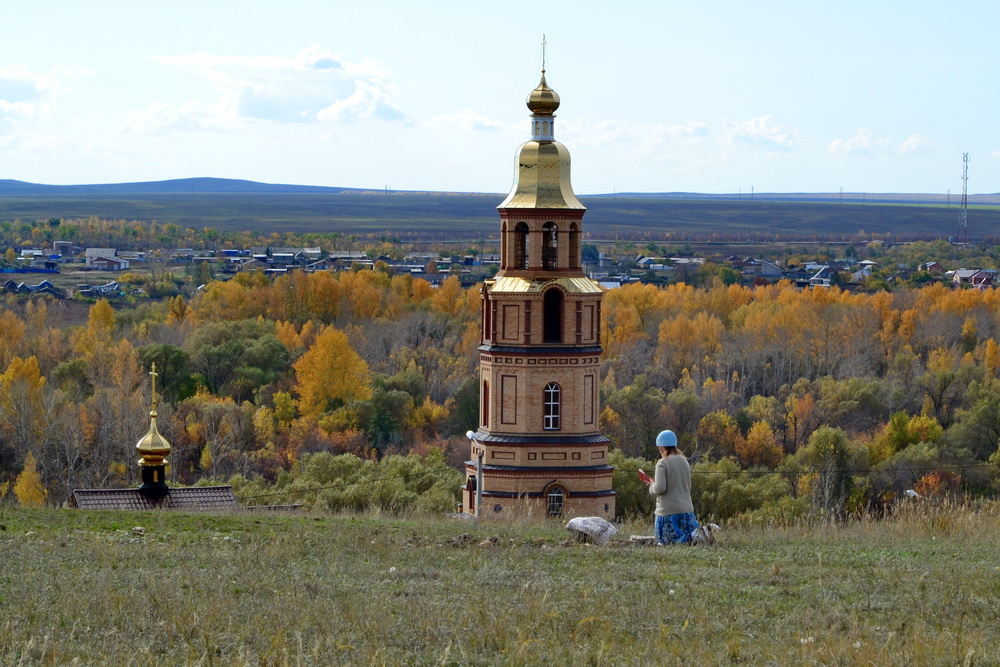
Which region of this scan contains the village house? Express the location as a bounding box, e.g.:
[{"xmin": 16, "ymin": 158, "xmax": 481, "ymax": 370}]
[
  {"xmin": 85, "ymin": 248, "xmax": 129, "ymax": 271},
  {"xmin": 949, "ymin": 268, "xmax": 995, "ymax": 289}
]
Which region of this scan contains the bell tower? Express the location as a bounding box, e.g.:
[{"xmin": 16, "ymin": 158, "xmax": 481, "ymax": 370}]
[{"xmin": 463, "ymin": 61, "xmax": 615, "ymax": 519}]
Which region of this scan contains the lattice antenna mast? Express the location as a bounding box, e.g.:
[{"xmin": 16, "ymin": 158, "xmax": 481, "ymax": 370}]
[{"xmin": 957, "ymin": 153, "xmax": 970, "ymax": 245}]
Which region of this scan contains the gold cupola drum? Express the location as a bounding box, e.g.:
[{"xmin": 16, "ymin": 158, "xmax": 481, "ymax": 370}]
[
  {"xmin": 136, "ymin": 362, "xmax": 171, "ymax": 498},
  {"xmin": 463, "ymin": 52, "xmax": 615, "ymax": 519}
]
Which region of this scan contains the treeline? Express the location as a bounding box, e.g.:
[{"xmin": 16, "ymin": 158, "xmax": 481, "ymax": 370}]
[
  {"xmin": 0, "ymin": 270, "xmax": 479, "ymax": 507},
  {"xmin": 601, "ymin": 280, "xmax": 1000, "ymax": 517},
  {"xmin": 1, "ymin": 272, "xmax": 999, "ymax": 519}
]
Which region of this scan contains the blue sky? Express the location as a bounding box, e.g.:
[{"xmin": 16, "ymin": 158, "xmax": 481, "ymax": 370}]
[{"xmin": 2, "ymin": 1, "xmax": 997, "ymax": 194}]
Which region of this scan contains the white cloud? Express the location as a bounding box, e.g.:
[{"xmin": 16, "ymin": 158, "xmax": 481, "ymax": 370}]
[
  {"xmin": 722, "ymin": 115, "xmax": 796, "ymax": 151},
  {"xmin": 563, "ymin": 119, "xmax": 709, "ymax": 150},
  {"xmin": 830, "ymin": 129, "xmax": 935, "ymax": 157},
  {"xmin": 150, "ymin": 44, "xmax": 408, "ymax": 130},
  {"xmin": 423, "ymin": 109, "xmax": 504, "ymax": 131},
  {"xmin": 0, "ymin": 64, "xmax": 93, "ymax": 120},
  {"xmin": 897, "ymin": 133, "xmax": 932, "ymax": 155},
  {"xmin": 829, "ymin": 128, "xmax": 893, "ymax": 155},
  {"xmin": 117, "ymin": 97, "xmax": 245, "ymax": 136},
  {"xmin": 0, "ymin": 66, "xmax": 44, "ymax": 105},
  {"xmin": 991, "ymin": 149, "xmax": 1000, "ymax": 160}
]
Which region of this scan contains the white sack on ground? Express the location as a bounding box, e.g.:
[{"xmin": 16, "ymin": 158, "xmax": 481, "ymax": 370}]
[{"xmin": 565, "ymin": 516, "xmax": 618, "ymax": 546}]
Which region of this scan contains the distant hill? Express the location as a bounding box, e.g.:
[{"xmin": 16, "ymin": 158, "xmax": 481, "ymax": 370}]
[
  {"xmin": 0, "ymin": 177, "xmax": 351, "ymax": 196},
  {"xmin": 1, "ymin": 178, "xmax": 998, "ymax": 241}
]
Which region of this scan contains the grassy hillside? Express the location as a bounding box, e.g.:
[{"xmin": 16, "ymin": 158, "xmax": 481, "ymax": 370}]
[
  {"xmin": 1, "ymin": 504, "xmax": 997, "ymax": 664},
  {"xmin": 3, "ymin": 182, "xmax": 1000, "ymax": 240}
]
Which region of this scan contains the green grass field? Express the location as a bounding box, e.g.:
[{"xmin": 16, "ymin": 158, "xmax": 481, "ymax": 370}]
[{"xmin": 2, "ymin": 503, "xmax": 998, "ymax": 664}]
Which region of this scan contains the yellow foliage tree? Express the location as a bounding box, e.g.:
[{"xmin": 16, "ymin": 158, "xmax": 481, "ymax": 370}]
[
  {"xmin": 656, "ymin": 312, "xmax": 724, "ymax": 377},
  {"xmin": 293, "ymin": 326, "xmax": 372, "ymax": 419},
  {"xmin": 735, "ymin": 420, "xmax": 784, "ymax": 468},
  {"xmin": 88, "ymin": 298, "xmax": 116, "ymax": 336},
  {"xmin": 0, "ymin": 356, "xmax": 47, "ymax": 453},
  {"xmin": 274, "ymin": 320, "xmax": 304, "ymax": 354},
  {"xmin": 431, "ymin": 275, "xmax": 464, "ymax": 315},
  {"xmin": 405, "ymin": 399, "xmax": 447, "ymax": 441},
  {"xmin": 411, "ymin": 278, "xmax": 435, "ymax": 303},
  {"xmin": 0, "ymin": 308, "xmax": 26, "ymax": 370},
  {"xmin": 166, "ymin": 295, "xmax": 188, "ymax": 324},
  {"xmin": 696, "ymin": 410, "xmax": 741, "ymax": 459},
  {"xmin": 984, "ymin": 338, "xmax": 1000, "ymax": 377},
  {"xmin": 14, "ymin": 452, "xmax": 46, "ymax": 508}
]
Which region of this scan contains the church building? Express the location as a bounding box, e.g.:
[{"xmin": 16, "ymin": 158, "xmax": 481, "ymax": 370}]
[{"xmin": 462, "ymin": 67, "xmax": 615, "ymax": 519}]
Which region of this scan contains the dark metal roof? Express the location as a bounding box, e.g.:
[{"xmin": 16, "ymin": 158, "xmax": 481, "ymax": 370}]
[{"xmin": 73, "ymin": 486, "xmax": 238, "ymax": 511}]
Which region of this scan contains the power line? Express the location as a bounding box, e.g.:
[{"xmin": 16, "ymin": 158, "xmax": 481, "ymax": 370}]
[
  {"xmin": 616, "ymin": 462, "xmax": 996, "ymax": 477},
  {"xmin": 236, "ymin": 462, "xmax": 996, "ymax": 503},
  {"xmin": 239, "ymin": 468, "xmax": 449, "ymax": 501}
]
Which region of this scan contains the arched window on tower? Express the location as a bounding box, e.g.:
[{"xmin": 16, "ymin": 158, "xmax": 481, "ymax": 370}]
[
  {"xmin": 543, "ymin": 288, "xmax": 564, "ymax": 343},
  {"xmin": 545, "ymin": 484, "xmax": 565, "ymax": 516},
  {"xmin": 568, "ymin": 222, "xmax": 581, "ymax": 269},
  {"xmin": 542, "ymin": 221, "xmax": 558, "ymax": 270},
  {"xmin": 543, "ymin": 382, "xmax": 560, "ymax": 430},
  {"xmin": 514, "ymin": 222, "xmax": 529, "ymax": 269}
]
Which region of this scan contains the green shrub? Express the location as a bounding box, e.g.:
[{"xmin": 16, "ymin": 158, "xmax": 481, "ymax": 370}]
[
  {"xmin": 236, "ymin": 450, "xmax": 462, "ymax": 515},
  {"xmin": 692, "ymin": 458, "xmax": 793, "ymax": 522},
  {"xmin": 609, "ymin": 449, "xmax": 656, "ymax": 520}
]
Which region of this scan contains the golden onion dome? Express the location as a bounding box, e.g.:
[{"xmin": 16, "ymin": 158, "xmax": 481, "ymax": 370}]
[
  {"xmin": 136, "ymin": 410, "xmax": 171, "ymax": 465},
  {"xmin": 526, "ymin": 71, "xmax": 560, "ymax": 116},
  {"xmin": 136, "ymin": 362, "xmax": 171, "ymax": 466}
]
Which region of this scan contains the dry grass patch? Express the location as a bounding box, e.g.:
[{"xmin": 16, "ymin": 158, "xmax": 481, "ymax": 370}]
[{"xmin": 1, "ymin": 504, "xmax": 998, "ymax": 664}]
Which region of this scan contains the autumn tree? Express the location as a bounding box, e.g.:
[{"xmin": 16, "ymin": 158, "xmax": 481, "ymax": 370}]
[
  {"xmin": 80, "ymin": 339, "xmax": 149, "ymax": 486},
  {"xmin": 735, "ymin": 420, "xmax": 784, "ymax": 468},
  {"xmin": 14, "ymin": 451, "xmax": 46, "ymax": 507},
  {"xmin": 294, "ymin": 326, "xmax": 372, "ymax": 419},
  {"xmin": 0, "ymin": 308, "xmax": 26, "ymax": 370},
  {"xmin": 696, "ymin": 410, "xmax": 741, "ymax": 460},
  {"xmin": 0, "ymin": 356, "xmax": 47, "ymax": 458},
  {"xmin": 431, "ymin": 275, "xmax": 464, "ymax": 315}
]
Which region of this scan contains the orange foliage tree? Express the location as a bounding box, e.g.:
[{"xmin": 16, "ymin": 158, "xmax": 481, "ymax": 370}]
[{"xmin": 735, "ymin": 420, "xmax": 784, "ymax": 468}]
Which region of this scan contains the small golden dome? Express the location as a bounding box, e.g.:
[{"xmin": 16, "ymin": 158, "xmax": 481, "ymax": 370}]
[
  {"xmin": 136, "ymin": 362, "xmax": 170, "ymax": 467},
  {"xmin": 136, "ymin": 410, "xmax": 171, "ymax": 466},
  {"xmin": 526, "ymin": 71, "xmax": 560, "ymax": 116}
]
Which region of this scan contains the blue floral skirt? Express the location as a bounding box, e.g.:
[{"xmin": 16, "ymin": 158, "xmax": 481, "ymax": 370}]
[{"xmin": 654, "ymin": 512, "xmax": 700, "ymax": 545}]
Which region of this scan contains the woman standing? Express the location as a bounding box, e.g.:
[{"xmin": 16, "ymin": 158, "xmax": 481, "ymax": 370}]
[{"xmin": 638, "ymin": 430, "xmax": 716, "ymax": 545}]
